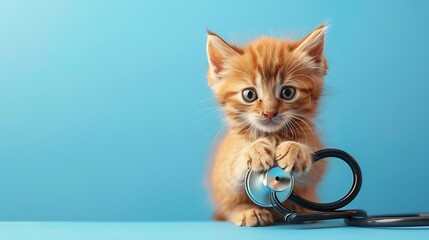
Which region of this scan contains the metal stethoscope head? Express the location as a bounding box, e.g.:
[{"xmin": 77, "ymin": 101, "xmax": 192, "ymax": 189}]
[
  {"xmin": 244, "ymin": 148, "xmax": 429, "ymax": 227},
  {"xmin": 245, "ymin": 166, "xmax": 294, "ymax": 208}
]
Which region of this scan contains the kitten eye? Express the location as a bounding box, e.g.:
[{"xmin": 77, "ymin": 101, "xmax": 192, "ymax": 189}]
[
  {"xmin": 281, "ymin": 86, "xmax": 296, "ymax": 100},
  {"xmin": 242, "ymin": 88, "xmax": 258, "ymax": 102}
]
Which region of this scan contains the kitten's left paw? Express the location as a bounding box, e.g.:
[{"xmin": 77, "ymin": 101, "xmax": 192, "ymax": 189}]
[{"xmin": 275, "ymin": 141, "xmax": 313, "ymax": 174}]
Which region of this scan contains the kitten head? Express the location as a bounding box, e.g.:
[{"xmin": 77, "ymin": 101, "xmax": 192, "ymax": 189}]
[{"xmin": 206, "ymin": 25, "xmax": 328, "ymax": 135}]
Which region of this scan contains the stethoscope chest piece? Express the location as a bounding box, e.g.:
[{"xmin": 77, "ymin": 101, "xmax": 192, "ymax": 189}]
[{"xmin": 244, "ymin": 166, "xmax": 294, "ymax": 207}]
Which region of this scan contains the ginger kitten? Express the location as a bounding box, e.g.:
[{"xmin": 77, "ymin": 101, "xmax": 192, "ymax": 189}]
[{"xmin": 206, "ymin": 25, "xmax": 328, "ymax": 226}]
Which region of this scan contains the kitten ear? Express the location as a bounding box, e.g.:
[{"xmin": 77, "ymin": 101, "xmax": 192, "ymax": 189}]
[
  {"xmin": 295, "ymin": 24, "xmax": 327, "ymax": 63},
  {"xmin": 206, "ymin": 31, "xmax": 242, "ymax": 83}
]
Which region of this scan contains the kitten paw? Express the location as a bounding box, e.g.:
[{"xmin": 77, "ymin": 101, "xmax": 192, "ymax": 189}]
[
  {"xmin": 231, "ymin": 207, "xmax": 274, "ymax": 227},
  {"xmin": 275, "ymin": 141, "xmax": 313, "ymax": 174},
  {"xmin": 247, "ymin": 138, "xmax": 276, "ymax": 172}
]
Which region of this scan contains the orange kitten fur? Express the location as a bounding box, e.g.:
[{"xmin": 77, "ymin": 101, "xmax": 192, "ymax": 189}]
[{"xmin": 206, "ymin": 25, "xmax": 328, "ymax": 226}]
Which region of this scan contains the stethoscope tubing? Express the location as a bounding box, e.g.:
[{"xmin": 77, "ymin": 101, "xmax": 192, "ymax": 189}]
[
  {"xmin": 345, "ymin": 213, "xmax": 429, "ymax": 227},
  {"xmin": 288, "ymin": 148, "xmax": 363, "ymax": 211},
  {"xmin": 267, "ymin": 148, "xmax": 429, "ymax": 227},
  {"xmin": 269, "ymin": 191, "xmax": 367, "ymax": 223}
]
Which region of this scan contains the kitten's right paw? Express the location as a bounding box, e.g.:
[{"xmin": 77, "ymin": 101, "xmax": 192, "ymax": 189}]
[
  {"xmin": 246, "ymin": 138, "xmax": 275, "ymax": 172},
  {"xmin": 230, "ymin": 207, "xmax": 274, "ymax": 227},
  {"xmin": 275, "ymin": 141, "xmax": 313, "ymax": 175}
]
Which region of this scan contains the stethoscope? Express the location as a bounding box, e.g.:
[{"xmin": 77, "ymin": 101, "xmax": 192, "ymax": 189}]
[{"xmin": 244, "ymin": 148, "xmax": 429, "ymax": 227}]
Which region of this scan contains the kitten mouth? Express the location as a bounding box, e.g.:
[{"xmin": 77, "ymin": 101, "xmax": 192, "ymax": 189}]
[
  {"xmin": 255, "ymin": 118, "xmax": 285, "ymax": 133},
  {"xmin": 260, "ymin": 118, "xmax": 279, "ymax": 125}
]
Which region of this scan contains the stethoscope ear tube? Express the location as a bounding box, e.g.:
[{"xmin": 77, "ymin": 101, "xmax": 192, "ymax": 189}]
[{"xmin": 287, "ymin": 148, "xmax": 363, "ymax": 211}]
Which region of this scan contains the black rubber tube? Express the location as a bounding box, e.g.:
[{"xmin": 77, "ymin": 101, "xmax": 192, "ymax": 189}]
[
  {"xmin": 270, "ymin": 190, "xmax": 367, "ymax": 223},
  {"xmin": 345, "ymin": 213, "xmax": 429, "ymax": 227},
  {"xmin": 270, "ymin": 148, "xmax": 429, "ymax": 227},
  {"xmin": 287, "ymin": 148, "xmax": 363, "ymax": 211},
  {"xmin": 287, "ymin": 209, "xmax": 367, "ymax": 222}
]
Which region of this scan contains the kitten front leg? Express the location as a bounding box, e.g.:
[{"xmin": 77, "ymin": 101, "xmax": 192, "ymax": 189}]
[
  {"xmin": 223, "ymin": 138, "xmax": 276, "ymax": 227},
  {"xmin": 275, "ymin": 141, "xmax": 313, "ymax": 174}
]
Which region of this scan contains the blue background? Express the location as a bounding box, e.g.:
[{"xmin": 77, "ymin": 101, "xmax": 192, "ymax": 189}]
[{"xmin": 0, "ymin": 0, "xmax": 428, "ymax": 221}]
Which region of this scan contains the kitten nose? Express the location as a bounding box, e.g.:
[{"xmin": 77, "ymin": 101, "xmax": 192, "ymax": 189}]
[{"xmin": 263, "ymin": 111, "xmax": 278, "ymax": 119}]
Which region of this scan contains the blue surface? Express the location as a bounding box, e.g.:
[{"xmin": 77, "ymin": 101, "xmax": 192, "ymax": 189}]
[
  {"xmin": 0, "ymin": 0, "xmax": 429, "ymax": 221},
  {"xmin": 0, "ymin": 222, "xmax": 428, "ymax": 240}
]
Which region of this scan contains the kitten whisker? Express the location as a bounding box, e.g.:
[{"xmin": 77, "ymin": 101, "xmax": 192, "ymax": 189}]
[
  {"xmin": 213, "ymin": 122, "xmax": 229, "ymax": 143},
  {"xmin": 285, "ymin": 120, "xmax": 297, "ymax": 141},
  {"xmin": 290, "ymin": 113, "xmax": 324, "ymax": 134},
  {"xmin": 199, "ymin": 98, "xmax": 217, "ymax": 103},
  {"xmin": 290, "ymin": 118, "xmax": 309, "ymax": 144},
  {"xmin": 238, "ymin": 121, "xmax": 255, "ymax": 148},
  {"xmin": 282, "ymin": 121, "xmax": 289, "ymax": 140},
  {"xmin": 196, "ymin": 106, "xmax": 222, "ymax": 113},
  {"xmin": 195, "ymin": 108, "xmax": 223, "ymax": 127},
  {"xmin": 288, "ymin": 119, "xmax": 300, "ymax": 142},
  {"xmin": 289, "ymin": 115, "xmax": 317, "ymax": 142},
  {"xmin": 290, "ymin": 119, "xmax": 301, "ymax": 142},
  {"xmin": 285, "ymin": 121, "xmax": 293, "ymax": 141}
]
